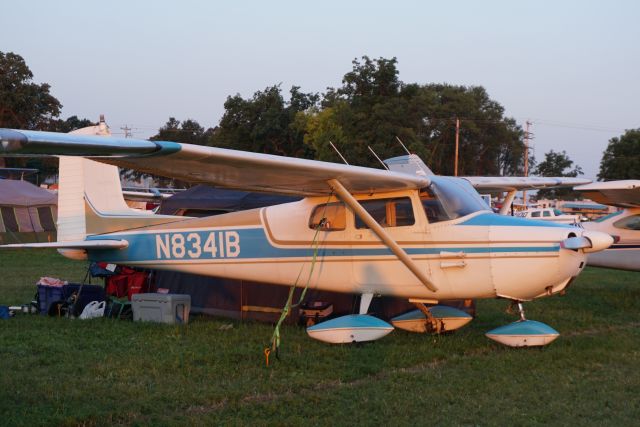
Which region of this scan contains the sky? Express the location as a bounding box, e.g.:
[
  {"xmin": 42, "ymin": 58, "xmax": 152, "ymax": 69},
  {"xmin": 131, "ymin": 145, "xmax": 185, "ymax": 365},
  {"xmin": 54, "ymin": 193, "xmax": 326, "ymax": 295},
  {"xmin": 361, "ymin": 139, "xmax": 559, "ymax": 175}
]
[{"xmin": 2, "ymin": 0, "xmax": 639, "ymax": 179}]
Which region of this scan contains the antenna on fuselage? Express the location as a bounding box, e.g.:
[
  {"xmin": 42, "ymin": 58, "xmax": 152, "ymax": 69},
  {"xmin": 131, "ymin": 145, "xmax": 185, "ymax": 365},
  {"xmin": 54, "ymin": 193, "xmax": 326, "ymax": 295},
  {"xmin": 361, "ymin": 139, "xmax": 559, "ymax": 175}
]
[
  {"xmin": 395, "ymin": 136, "xmax": 411, "ymax": 155},
  {"xmin": 329, "ymin": 141, "xmax": 350, "ymax": 165},
  {"xmin": 367, "ymin": 146, "xmax": 390, "ymax": 171}
]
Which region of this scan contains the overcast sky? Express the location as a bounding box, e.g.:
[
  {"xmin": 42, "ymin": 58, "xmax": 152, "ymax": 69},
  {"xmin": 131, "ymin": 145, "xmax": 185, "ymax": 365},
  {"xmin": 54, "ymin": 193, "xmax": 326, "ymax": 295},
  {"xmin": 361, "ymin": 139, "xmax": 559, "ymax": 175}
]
[{"xmin": 3, "ymin": 0, "xmax": 638, "ymax": 179}]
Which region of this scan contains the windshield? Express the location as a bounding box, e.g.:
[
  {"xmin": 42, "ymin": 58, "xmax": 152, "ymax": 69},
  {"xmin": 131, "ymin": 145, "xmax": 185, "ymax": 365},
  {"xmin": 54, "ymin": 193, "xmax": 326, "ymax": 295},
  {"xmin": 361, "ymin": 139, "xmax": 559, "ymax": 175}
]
[{"xmin": 422, "ymin": 176, "xmax": 491, "ymax": 222}]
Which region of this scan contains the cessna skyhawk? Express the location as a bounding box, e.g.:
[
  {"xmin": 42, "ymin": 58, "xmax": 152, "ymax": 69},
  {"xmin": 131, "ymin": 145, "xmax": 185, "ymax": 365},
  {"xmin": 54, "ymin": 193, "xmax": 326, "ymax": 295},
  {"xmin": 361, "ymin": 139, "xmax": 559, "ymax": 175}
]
[{"xmin": 0, "ymin": 128, "xmax": 611, "ymax": 346}]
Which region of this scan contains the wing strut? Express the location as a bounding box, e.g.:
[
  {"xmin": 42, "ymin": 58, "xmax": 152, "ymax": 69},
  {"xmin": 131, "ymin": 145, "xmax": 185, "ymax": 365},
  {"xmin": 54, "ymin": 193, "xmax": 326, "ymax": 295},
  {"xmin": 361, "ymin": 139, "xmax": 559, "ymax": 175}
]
[
  {"xmin": 327, "ymin": 179, "xmax": 439, "ymax": 292},
  {"xmin": 499, "ymin": 190, "xmax": 518, "ymax": 215}
]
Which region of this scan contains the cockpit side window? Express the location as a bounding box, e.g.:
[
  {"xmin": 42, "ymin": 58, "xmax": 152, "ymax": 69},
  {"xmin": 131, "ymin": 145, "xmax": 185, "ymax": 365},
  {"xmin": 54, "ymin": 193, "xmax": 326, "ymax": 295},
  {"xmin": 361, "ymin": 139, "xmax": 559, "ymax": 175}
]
[
  {"xmin": 355, "ymin": 197, "xmax": 415, "ymax": 229},
  {"xmin": 420, "ymin": 188, "xmax": 449, "ymax": 223},
  {"xmin": 309, "ymin": 202, "xmax": 346, "ymax": 231},
  {"xmin": 421, "ymin": 176, "xmax": 491, "ymax": 224},
  {"xmin": 613, "ymin": 214, "xmax": 640, "ymax": 231}
]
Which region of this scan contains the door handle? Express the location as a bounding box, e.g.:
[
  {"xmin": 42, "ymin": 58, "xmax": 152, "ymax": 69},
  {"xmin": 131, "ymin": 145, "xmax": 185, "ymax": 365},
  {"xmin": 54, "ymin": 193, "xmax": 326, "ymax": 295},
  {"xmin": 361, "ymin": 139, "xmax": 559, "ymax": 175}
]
[{"xmin": 440, "ymin": 260, "xmax": 467, "ymax": 269}]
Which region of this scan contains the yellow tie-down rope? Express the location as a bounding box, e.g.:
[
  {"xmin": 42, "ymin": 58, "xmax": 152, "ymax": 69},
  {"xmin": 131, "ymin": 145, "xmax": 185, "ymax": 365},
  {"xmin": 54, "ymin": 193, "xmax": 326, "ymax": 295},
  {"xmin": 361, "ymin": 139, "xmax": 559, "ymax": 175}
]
[{"xmin": 264, "ymin": 195, "xmax": 332, "ymax": 366}]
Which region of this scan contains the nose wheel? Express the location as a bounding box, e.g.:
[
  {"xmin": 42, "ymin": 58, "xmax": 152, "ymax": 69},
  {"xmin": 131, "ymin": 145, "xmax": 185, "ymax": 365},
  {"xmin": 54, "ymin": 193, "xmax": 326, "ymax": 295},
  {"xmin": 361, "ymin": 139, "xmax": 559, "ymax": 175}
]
[{"xmin": 486, "ymin": 300, "xmax": 559, "ymax": 347}]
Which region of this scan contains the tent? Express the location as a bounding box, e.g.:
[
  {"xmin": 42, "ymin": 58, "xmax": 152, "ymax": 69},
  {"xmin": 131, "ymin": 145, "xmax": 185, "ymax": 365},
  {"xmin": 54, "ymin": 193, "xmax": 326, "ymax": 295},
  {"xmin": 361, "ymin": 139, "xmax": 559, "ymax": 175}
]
[
  {"xmin": 158, "ymin": 185, "xmax": 300, "ymax": 217},
  {"xmin": 0, "ymin": 179, "xmax": 57, "ymax": 244},
  {"xmin": 155, "ymin": 186, "xmax": 474, "ymax": 323}
]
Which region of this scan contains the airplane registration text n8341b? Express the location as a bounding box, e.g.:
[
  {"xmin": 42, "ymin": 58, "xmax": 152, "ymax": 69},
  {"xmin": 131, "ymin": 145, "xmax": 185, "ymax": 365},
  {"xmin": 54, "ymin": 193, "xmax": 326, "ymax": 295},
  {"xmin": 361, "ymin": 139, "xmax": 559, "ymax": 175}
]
[{"xmin": 155, "ymin": 231, "xmax": 240, "ymax": 259}]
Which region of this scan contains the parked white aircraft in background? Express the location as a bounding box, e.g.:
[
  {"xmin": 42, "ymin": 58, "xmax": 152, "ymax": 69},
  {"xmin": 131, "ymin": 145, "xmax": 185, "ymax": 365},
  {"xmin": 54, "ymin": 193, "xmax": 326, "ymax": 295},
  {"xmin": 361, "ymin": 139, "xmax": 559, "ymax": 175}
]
[
  {"xmin": 514, "ymin": 208, "xmax": 579, "ymax": 225},
  {"xmin": 574, "ymin": 181, "xmax": 640, "ymax": 272},
  {"xmin": 0, "ymin": 127, "xmax": 611, "ymax": 347},
  {"xmin": 474, "ymin": 175, "xmax": 640, "ymax": 272}
]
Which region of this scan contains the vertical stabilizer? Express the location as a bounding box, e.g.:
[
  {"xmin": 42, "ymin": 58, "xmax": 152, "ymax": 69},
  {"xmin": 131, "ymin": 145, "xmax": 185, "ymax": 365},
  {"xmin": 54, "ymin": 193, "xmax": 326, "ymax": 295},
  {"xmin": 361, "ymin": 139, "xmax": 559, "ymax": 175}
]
[
  {"xmin": 57, "ymin": 156, "xmax": 90, "ymax": 241},
  {"xmin": 57, "ymin": 117, "xmax": 114, "ymax": 241}
]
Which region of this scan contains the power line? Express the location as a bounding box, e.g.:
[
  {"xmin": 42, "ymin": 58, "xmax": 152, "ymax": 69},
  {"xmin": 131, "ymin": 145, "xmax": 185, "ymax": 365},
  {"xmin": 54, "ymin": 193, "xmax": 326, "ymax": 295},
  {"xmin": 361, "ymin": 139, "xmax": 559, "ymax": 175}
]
[
  {"xmin": 120, "ymin": 125, "xmax": 133, "ymax": 138},
  {"xmin": 527, "ymin": 119, "xmax": 626, "ymax": 133}
]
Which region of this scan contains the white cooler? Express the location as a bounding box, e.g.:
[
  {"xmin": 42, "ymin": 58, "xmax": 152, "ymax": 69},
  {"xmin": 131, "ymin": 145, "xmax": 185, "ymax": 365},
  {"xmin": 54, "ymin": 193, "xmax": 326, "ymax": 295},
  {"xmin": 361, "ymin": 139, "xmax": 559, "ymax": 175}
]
[{"xmin": 131, "ymin": 293, "xmax": 191, "ymax": 324}]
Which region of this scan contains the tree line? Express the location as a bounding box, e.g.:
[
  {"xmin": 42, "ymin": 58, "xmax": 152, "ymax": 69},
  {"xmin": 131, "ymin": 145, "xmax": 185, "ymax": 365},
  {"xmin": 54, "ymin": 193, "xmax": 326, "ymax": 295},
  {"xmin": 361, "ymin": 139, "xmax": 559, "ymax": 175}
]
[
  {"xmin": 1, "ymin": 51, "xmax": 637, "ymax": 191},
  {"xmin": 152, "ymin": 57, "xmax": 528, "ymax": 177}
]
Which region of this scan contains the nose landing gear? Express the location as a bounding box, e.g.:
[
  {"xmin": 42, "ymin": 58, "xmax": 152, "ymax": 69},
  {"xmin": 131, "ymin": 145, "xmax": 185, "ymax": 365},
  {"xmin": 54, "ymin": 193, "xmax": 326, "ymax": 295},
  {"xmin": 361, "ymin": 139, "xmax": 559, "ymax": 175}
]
[{"xmin": 486, "ymin": 301, "xmax": 559, "ymax": 347}]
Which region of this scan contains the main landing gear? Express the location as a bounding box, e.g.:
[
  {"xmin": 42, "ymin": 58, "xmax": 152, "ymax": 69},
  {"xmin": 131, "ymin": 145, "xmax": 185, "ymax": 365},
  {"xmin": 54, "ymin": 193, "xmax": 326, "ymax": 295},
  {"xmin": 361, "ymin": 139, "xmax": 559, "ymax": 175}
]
[
  {"xmin": 390, "ymin": 303, "xmax": 473, "ymax": 334},
  {"xmin": 307, "ymin": 294, "xmax": 476, "ymax": 344},
  {"xmin": 485, "ymin": 300, "xmax": 559, "ymax": 347},
  {"xmin": 306, "ymin": 293, "xmax": 394, "ymax": 344}
]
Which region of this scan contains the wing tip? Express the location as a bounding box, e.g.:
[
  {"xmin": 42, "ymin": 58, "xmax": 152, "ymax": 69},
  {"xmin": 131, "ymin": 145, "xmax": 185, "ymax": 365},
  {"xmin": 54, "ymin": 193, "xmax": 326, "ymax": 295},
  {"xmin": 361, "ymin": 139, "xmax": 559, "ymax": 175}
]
[{"xmin": 0, "ymin": 129, "xmax": 28, "ymax": 154}]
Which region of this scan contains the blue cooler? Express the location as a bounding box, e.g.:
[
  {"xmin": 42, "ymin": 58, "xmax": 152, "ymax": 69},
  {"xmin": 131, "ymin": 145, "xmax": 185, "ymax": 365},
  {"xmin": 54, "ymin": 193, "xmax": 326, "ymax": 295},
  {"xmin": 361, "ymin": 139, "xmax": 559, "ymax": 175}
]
[
  {"xmin": 37, "ymin": 283, "xmax": 105, "ymax": 315},
  {"xmin": 37, "ymin": 285, "xmax": 65, "ymax": 315}
]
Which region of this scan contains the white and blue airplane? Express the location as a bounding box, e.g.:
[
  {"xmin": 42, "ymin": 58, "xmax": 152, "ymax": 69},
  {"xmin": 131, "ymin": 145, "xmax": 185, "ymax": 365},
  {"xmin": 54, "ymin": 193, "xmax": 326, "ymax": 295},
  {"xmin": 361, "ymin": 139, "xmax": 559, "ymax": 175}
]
[
  {"xmin": 575, "ymin": 181, "xmax": 640, "ymax": 272},
  {"xmin": 0, "ymin": 127, "xmax": 612, "ymax": 347}
]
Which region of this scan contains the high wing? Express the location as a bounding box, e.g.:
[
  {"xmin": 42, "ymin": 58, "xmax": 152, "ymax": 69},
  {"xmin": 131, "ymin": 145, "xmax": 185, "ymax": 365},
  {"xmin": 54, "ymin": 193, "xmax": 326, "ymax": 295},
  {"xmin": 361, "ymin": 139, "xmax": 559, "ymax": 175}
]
[
  {"xmin": 0, "ymin": 129, "xmax": 429, "ymax": 196},
  {"xmin": 462, "ymin": 176, "xmax": 592, "ymax": 192},
  {"xmin": 383, "ymin": 154, "xmax": 591, "ymax": 192},
  {"xmin": 574, "ymin": 180, "xmax": 640, "ymax": 208}
]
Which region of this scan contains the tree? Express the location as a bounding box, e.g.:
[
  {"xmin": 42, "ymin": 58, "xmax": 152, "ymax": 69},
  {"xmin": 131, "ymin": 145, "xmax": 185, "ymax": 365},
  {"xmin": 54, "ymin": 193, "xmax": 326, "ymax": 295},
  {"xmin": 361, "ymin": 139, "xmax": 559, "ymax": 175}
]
[
  {"xmin": 0, "ymin": 51, "xmax": 64, "ymax": 170},
  {"xmin": 205, "ymin": 56, "xmax": 527, "ymax": 174},
  {"xmin": 150, "ymin": 117, "xmax": 214, "ymax": 146},
  {"xmin": 0, "ymin": 51, "xmax": 61, "ymax": 129},
  {"xmin": 598, "ymin": 129, "xmax": 640, "ymax": 180},
  {"xmin": 45, "ymin": 115, "xmax": 95, "ymax": 133},
  {"xmin": 212, "ymin": 85, "xmax": 318, "ymax": 158},
  {"xmin": 298, "ymin": 56, "xmax": 527, "ymax": 174},
  {"xmin": 534, "ymin": 150, "xmax": 583, "ymax": 199},
  {"xmin": 122, "ymin": 117, "xmax": 216, "ymax": 187}
]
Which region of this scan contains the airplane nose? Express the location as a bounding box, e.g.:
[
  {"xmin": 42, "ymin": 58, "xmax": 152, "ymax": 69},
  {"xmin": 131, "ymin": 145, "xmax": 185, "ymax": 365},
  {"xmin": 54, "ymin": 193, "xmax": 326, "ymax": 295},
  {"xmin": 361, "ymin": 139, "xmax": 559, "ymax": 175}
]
[{"xmin": 561, "ymin": 231, "xmax": 613, "ymax": 253}]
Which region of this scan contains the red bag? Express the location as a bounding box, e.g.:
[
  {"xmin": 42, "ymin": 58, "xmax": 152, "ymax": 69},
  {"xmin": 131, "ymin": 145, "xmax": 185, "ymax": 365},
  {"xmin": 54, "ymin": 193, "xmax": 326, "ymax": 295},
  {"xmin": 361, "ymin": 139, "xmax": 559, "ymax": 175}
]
[
  {"xmin": 106, "ymin": 271, "xmax": 150, "ymax": 300},
  {"xmin": 127, "ymin": 272, "xmax": 149, "ymax": 299},
  {"xmin": 106, "ymin": 275, "xmax": 129, "ymax": 298}
]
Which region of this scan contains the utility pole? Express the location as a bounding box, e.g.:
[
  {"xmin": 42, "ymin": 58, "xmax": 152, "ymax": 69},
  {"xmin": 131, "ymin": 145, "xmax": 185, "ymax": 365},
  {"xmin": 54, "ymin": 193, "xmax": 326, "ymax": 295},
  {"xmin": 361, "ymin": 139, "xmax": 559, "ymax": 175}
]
[
  {"xmin": 120, "ymin": 125, "xmax": 132, "ymax": 138},
  {"xmin": 523, "ymin": 120, "xmax": 532, "ymax": 206},
  {"xmin": 454, "ymin": 117, "xmax": 460, "ymax": 176}
]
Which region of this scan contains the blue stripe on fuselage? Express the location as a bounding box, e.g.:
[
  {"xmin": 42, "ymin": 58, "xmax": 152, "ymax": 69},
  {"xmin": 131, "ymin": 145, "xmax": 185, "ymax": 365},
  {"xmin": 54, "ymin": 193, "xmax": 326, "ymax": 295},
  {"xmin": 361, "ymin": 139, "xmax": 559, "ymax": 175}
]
[
  {"xmin": 460, "ymin": 213, "xmax": 574, "ymax": 228},
  {"xmin": 86, "ymin": 227, "xmax": 560, "ymax": 263}
]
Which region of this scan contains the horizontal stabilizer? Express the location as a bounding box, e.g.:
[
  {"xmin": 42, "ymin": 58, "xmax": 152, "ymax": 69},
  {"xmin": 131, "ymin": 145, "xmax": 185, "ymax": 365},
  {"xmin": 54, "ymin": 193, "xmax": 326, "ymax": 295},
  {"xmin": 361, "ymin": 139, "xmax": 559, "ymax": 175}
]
[{"xmin": 0, "ymin": 240, "xmax": 129, "ymax": 250}]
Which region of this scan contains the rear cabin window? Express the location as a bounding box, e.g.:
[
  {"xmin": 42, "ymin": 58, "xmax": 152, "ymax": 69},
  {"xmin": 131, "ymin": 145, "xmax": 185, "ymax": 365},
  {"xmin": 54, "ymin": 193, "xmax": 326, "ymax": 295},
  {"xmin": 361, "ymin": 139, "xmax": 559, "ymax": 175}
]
[
  {"xmin": 178, "ymin": 209, "xmax": 231, "ymax": 217},
  {"xmin": 309, "ymin": 203, "xmax": 346, "ymax": 231},
  {"xmin": 531, "ymin": 211, "xmax": 541, "ymax": 218},
  {"xmin": 543, "ymin": 210, "xmax": 551, "ymax": 217},
  {"xmin": 355, "ymin": 197, "xmax": 415, "ymax": 229}
]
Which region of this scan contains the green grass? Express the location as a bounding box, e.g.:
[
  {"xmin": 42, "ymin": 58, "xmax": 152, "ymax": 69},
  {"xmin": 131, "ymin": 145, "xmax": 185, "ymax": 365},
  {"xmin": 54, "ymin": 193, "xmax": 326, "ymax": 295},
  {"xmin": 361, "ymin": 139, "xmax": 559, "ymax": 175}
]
[{"xmin": 1, "ymin": 250, "xmax": 639, "ymax": 426}]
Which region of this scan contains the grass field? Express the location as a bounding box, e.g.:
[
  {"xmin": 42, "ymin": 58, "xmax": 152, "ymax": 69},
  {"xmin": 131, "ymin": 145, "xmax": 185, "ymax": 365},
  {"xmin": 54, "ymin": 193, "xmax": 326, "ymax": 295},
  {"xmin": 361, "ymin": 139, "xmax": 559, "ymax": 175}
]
[{"xmin": 1, "ymin": 249, "xmax": 639, "ymax": 426}]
